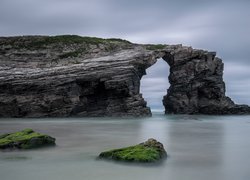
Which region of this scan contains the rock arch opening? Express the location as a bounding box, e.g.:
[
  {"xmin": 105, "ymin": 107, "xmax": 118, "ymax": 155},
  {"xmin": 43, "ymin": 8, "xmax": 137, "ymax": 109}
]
[
  {"xmin": 140, "ymin": 58, "xmax": 170, "ymax": 113},
  {"xmin": 140, "ymin": 47, "xmax": 250, "ymax": 115}
]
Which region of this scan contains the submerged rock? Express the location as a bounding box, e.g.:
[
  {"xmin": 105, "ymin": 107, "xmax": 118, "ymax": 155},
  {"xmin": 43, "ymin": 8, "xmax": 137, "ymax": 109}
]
[
  {"xmin": 0, "ymin": 129, "xmax": 56, "ymax": 149},
  {"xmin": 99, "ymin": 138, "xmax": 167, "ymax": 163}
]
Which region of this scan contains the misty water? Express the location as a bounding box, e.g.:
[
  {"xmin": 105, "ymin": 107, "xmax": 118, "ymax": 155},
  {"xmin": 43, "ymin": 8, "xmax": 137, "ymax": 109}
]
[{"xmin": 1, "ymin": 113, "xmax": 250, "ymax": 180}]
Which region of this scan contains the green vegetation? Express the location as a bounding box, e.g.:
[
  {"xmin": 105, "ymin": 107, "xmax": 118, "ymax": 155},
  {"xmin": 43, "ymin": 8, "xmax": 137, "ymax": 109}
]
[
  {"xmin": 99, "ymin": 139, "xmax": 167, "ymax": 163},
  {"xmin": 7, "ymin": 35, "xmax": 132, "ymax": 50},
  {"xmin": 27, "ymin": 35, "xmax": 103, "ymax": 49},
  {"xmin": 30, "ymin": 35, "xmax": 88, "ymax": 47},
  {"xmin": 146, "ymin": 44, "xmax": 166, "ymax": 50},
  {"xmin": 99, "ymin": 144, "xmax": 162, "ymax": 162},
  {"xmin": 0, "ymin": 128, "xmax": 55, "ymax": 149},
  {"xmin": 45, "ymin": 35, "xmax": 131, "ymax": 45},
  {"xmin": 40, "ymin": 35, "xmax": 104, "ymax": 45},
  {"xmin": 106, "ymin": 38, "xmax": 132, "ymax": 44},
  {"xmin": 58, "ymin": 49, "xmax": 86, "ymax": 59}
]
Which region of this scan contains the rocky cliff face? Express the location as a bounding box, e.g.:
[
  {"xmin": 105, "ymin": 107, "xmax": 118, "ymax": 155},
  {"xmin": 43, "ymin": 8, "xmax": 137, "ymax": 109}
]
[
  {"xmin": 0, "ymin": 35, "xmax": 249, "ymax": 117},
  {"xmin": 162, "ymin": 47, "xmax": 250, "ymax": 114}
]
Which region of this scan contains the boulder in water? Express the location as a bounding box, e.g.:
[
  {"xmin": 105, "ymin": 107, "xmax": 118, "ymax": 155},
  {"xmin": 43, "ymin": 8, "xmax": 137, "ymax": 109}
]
[
  {"xmin": 0, "ymin": 129, "xmax": 56, "ymax": 149},
  {"xmin": 99, "ymin": 138, "xmax": 167, "ymax": 163}
]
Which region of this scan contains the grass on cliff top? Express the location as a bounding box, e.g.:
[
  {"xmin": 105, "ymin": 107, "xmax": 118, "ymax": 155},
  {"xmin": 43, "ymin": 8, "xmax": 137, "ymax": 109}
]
[
  {"xmin": 0, "ymin": 128, "xmax": 55, "ymax": 149},
  {"xmin": 145, "ymin": 44, "xmax": 167, "ymax": 50},
  {"xmin": 99, "ymin": 144, "xmax": 161, "ymax": 162},
  {"xmin": 32, "ymin": 35, "xmax": 132, "ymax": 45},
  {"xmin": 6, "ymin": 35, "xmax": 132, "ymax": 50}
]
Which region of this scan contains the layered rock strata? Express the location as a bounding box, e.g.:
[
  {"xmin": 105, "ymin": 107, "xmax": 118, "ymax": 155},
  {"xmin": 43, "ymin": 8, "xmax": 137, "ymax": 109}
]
[{"xmin": 0, "ymin": 35, "xmax": 249, "ymax": 117}]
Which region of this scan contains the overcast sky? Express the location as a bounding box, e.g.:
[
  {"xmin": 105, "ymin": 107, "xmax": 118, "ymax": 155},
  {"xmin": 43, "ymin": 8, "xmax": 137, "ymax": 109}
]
[{"xmin": 1, "ymin": 0, "xmax": 250, "ymax": 110}]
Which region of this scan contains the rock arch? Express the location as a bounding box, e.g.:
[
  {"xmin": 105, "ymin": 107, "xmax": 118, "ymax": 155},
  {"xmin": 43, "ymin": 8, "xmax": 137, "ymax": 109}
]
[
  {"xmin": 141, "ymin": 45, "xmax": 250, "ymax": 115},
  {"xmin": 0, "ymin": 36, "xmax": 249, "ymax": 117}
]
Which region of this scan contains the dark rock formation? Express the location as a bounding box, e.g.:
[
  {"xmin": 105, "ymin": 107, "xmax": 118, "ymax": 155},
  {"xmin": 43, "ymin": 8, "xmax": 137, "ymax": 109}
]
[
  {"xmin": 162, "ymin": 47, "xmax": 250, "ymax": 114},
  {"xmin": 0, "ymin": 35, "xmax": 249, "ymax": 117},
  {"xmin": 99, "ymin": 138, "xmax": 167, "ymax": 163},
  {"xmin": 0, "ymin": 128, "xmax": 56, "ymax": 149}
]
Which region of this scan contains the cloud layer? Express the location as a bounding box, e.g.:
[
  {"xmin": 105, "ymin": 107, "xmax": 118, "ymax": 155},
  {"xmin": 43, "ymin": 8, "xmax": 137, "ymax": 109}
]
[{"xmin": 1, "ymin": 0, "xmax": 249, "ymax": 109}]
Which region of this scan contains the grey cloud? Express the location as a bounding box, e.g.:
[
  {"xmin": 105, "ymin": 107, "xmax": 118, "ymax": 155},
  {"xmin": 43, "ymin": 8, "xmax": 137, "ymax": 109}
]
[
  {"xmin": 143, "ymin": 59, "xmax": 169, "ymax": 78},
  {"xmin": 141, "ymin": 60, "xmax": 170, "ymax": 109},
  {"xmin": 224, "ymin": 63, "xmax": 250, "ymax": 81},
  {"xmin": 226, "ymin": 81, "xmax": 250, "ymax": 104}
]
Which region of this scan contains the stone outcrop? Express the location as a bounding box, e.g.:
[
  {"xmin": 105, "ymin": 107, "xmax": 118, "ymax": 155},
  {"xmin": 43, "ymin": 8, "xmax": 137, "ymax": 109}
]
[
  {"xmin": 99, "ymin": 138, "xmax": 167, "ymax": 163},
  {"xmin": 0, "ymin": 35, "xmax": 249, "ymax": 117},
  {"xmin": 0, "ymin": 128, "xmax": 55, "ymax": 149},
  {"xmin": 162, "ymin": 47, "xmax": 250, "ymax": 114}
]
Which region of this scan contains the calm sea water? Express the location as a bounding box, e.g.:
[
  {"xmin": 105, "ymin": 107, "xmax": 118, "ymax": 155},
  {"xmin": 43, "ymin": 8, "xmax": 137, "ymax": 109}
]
[{"xmin": 1, "ymin": 112, "xmax": 250, "ymax": 180}]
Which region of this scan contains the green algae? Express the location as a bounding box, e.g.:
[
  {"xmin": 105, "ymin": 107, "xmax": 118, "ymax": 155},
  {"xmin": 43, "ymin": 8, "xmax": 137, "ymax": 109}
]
[
  {"xmin": 99, "ymin": 144, "xmax": 161, "ymax": 162},
  {"xmin": 0, "ymin": 129, "xmax": 55, "ymax": 149},
  {"xmin": 99, "ymin": 139, "xmax": 167, "ymax": 163}
]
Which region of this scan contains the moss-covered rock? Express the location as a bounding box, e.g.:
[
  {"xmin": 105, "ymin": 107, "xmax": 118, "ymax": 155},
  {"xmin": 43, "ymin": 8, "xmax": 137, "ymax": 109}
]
[
  {"xmin": 99, "ymin": 138, "xmax": 167, "ymax": 163},
  {"xmin": 0, "ymin": 129, "xmax": 56, "ymax": 149}
]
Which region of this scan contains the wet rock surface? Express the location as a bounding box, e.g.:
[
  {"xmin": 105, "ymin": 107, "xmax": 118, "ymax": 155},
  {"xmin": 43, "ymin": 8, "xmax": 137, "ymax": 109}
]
[{"xmin": 0, "ymin": 35, "xmax": 249, "ymax": 117}]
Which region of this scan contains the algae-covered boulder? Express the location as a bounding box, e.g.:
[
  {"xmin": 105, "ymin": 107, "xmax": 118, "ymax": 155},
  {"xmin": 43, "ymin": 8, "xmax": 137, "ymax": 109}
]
[
  {"xmin": 0, "ymin": 129, "xmax": 56, "ymax": 149},
  {"xmin": 99, "ymin": 138, "xmax": 167, "ymax": 163}
]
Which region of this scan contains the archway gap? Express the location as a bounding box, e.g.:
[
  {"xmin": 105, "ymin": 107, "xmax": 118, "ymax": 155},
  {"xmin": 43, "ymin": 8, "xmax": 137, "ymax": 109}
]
[{"xmin": 140, "ymin": 58, "xmax": 170, "ymax": 113}]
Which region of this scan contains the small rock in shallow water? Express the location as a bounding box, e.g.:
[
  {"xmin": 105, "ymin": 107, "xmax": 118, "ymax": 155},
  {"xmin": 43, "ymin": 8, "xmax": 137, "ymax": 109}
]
[
  {"xmin": 0, "ymin": 129, "xmax": 56, "ymax": 149},
  {"xmin": 99, "ymin": 138, "xmax": 167, "ymax": 163}
]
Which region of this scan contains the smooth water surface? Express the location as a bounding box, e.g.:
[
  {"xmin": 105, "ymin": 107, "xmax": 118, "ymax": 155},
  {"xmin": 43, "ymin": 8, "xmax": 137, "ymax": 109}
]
[{"xmin": 1, "ymin": 113, "xmax": 250, "ymax": 180}]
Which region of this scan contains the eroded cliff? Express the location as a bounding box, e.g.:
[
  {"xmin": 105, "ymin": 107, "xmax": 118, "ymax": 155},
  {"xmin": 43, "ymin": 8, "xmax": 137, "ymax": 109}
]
[{"xmin": 0, "ymin": 35, "xmax": 249, "ymax": 117}]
